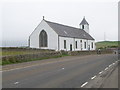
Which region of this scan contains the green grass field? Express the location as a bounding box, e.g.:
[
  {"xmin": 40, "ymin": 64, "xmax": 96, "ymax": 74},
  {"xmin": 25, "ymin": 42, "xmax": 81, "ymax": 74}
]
[
  {"xmin": 1, "ymin": 47, "xmax": 55, "ymax": 56},
  {"xmin": 1, "ymin": 48, "xmax": 69, "ymax": 65},
  {"xmin": 95, "ymin": 41, "xmax": 119, "ymax": 49},
  {"xmin": 2, "ymin": 51, "xmax": 38, "ymax": 56}
]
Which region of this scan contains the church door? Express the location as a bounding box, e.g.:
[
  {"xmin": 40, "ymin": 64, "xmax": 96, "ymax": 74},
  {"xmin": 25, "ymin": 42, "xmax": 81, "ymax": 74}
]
[{"xmin": 70, "ymin": 44, "xmax": 72, "ymax": 51}]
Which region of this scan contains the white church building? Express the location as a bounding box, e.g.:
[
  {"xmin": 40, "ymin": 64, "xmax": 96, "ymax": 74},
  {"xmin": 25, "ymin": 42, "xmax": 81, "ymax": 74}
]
[{"xmin": 29, "ymin": 17, "xmax": 95, "ymax": 51}]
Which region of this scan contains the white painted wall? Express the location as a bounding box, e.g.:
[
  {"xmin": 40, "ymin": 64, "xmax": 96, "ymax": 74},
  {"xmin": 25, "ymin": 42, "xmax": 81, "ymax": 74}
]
[
  {"xmin": 59, "ymin": 36, "xmax": 74, "ymax": 51},
  {"xmin": 29, "ymin": 20, "xmax": 95, "ymax": 51},
  {"xmin": 59, "ymin": 36, "xmax": 95, "ymax": 51},
  {"xmin": 29, "ymin": 20, "xmax": 58, "ymax": 50},
  {"xmin": 87, "ymin": 40, "xmax": 95, "ymax": 50}
]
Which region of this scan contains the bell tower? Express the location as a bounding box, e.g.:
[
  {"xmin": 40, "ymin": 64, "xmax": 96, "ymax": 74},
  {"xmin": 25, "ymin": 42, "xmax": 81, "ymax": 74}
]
[{"xmin": 79, "ymin": 17, "xmax": 89, "ymax": 33}]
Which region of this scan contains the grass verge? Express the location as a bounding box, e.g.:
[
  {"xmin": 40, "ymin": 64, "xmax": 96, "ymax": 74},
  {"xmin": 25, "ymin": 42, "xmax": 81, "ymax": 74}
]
[{"xmin": 2, "ymin": 54, "xmax": 69, "ymax": 65}]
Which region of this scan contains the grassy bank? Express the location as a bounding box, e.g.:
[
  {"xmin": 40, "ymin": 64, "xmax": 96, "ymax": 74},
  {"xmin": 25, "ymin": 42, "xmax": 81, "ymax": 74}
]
[
  {"xmin": 2, "ymin": 54, "xmax": 69, "ymax": 65},
  {"xmin": 1, "ymin": 48, "xmax": 69, "ymax": 65},
  {"xmin": 1, "ymin": 47, "xmax": 113, "ymax": 65},
  {"xmin": 95, "ymin": 41, "xmax": 119, "ymax": 49},
  {"xmin": 1, "ymin": 47, "xmax": 55, "ymax": 56}
]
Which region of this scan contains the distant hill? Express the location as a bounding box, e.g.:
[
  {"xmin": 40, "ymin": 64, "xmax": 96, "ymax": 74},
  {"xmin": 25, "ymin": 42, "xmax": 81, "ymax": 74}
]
[{"xmin": 95, "ymin": 41, "xmax": 119, "ymax": 49}]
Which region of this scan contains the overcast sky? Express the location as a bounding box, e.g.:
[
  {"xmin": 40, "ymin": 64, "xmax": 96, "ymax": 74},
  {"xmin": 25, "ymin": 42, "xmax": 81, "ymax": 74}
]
[{"xmin": 0, "ymin": 0, "xmax": 118, "ymax": 47}]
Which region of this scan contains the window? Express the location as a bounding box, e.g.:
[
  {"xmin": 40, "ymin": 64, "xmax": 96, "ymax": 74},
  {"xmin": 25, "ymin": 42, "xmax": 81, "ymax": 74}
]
[
  {"xmin": 64, "ymin": 40, "xmax": 66, "ymax": 49},
  {"xmin": 76, "ymin": 41, "xmax": 77, "ymax": 49},
  {"xmin": 39, "ymin": 30, "xmax": 48, "ymax": 47},
  {"xmin": 80, "ymin": 40, "xmax": 82, "ymax": 50},
  {"xmin": 80, "ymin": 40, "xmax": 82, "ymax": 43},
  {"xmin": 82, "ymin": 25, "xmax": 84, "ymax": 29},
  {"xmin": 92, "ymin": 42, "xmax": 94, "ymax": 48},
  {"xmin": 84, "ymin": 42, "xmax": 86, "ymax": 49}
]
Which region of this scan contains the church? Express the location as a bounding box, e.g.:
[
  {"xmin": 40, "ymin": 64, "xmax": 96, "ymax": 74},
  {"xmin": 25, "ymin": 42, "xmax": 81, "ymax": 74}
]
[{"xmin": 29, "ymin": 17, "xmax": 95, "ymax": 51}]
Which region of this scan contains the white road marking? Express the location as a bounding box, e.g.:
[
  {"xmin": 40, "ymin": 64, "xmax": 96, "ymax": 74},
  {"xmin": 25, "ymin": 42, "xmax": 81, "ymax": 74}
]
[
  {"xmin": 62, "ymin": 68, "xmax": 64, "ymax": 70},
  {"xmin": 81, "ymin": 82, "xmax": 88, "ymax": 87},
  {"xmin": 109, "ymin": 64, "xmax": 112, "ymax": 67},
  {"xmin": 99, "ymin": 71, "xmax": 103, "ymax": 74},
  {"xmin": 91, "ymin": 75, "xmax": 96, "ymax": 80},
  {"xmin": 105, "ymin": 67, "xmax": 108, "ymax": 70},
  {"xmin": 112, "ymin": 63, "xmax": 115, "ymax": 65},
  {"xmin": 14, "ymin": 82, "xmax": 19, "ymax": 84},
  {"xmin": 2, "ymin": 59, "xmax": 76, "ymax": 72}
]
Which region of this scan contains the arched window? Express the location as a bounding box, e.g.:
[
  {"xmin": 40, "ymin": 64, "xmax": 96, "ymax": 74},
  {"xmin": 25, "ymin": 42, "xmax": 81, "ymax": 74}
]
[{"xmin": 39, "ymin": 30, "xmax": 48, "ymax": 47}]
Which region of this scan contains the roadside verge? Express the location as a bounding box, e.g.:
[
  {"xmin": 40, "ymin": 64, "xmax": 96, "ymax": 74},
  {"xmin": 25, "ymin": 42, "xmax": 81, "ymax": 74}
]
[{"xmin": 82, "ymin": 60, "xmax": 118, "ymax": 88}]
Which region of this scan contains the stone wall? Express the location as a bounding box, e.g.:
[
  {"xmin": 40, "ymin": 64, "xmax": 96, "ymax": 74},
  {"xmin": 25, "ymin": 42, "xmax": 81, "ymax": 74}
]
[
  {"xmin": 2, "ymin": 52, "xmax": 61, "ymax": 65},
  {"xmin": 2, "ymin": 49, "xmax": 113, "ymax": 65},
  {"xmin": 67, "ymin": 50, "xmax": 113, "ymax": 56}
]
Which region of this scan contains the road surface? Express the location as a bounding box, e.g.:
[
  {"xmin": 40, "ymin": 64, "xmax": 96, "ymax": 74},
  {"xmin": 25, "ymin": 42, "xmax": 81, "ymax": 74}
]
[{"xmin": 2, "ymin": 54, "xmax": 117, "ymax": 88}]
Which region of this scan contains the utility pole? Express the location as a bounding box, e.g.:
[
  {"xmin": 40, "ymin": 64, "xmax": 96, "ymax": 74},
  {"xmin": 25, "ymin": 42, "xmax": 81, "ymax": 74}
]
[{"xmin": 104, "ymin": 32, "xmax": 106, "ymax": 41}]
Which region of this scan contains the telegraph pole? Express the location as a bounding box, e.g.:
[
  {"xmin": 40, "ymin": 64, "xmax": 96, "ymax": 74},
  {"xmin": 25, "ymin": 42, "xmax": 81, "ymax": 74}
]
[{"xmin": 104, "ymin": 32, "xmax": 106, "ymax": 41}]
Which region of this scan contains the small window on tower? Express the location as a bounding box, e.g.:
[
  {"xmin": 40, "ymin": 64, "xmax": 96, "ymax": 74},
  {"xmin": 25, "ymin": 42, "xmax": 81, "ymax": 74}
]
[{"xmin": 82, "ymin": 25, "xmax": 84, "ymax": 29}]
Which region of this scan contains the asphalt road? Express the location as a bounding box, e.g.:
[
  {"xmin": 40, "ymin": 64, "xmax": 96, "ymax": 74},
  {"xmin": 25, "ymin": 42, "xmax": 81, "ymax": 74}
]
[{"xmin": 2, "ymin": 54, "xmax": 117, "ymax": 88}]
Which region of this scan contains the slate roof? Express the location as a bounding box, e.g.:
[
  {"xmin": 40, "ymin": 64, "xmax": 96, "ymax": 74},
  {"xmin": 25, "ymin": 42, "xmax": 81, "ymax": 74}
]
[
  {"xmin": 45, "ymin": 20, "xmax": 94, "ymax": 40},
  {"xmin": 80, "ymin": 18, "xmax": 89, "ymax": 25}
]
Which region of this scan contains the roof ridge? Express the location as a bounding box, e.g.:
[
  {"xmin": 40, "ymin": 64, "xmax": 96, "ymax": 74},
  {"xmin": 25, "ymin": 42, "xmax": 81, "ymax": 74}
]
[
  {"xmin": 43, "ymin": 19, "xmax": 94, "ymax": 40},
  {"xmin": 45, "ymin": 20, "xmax": 83, "ymax": 31}
]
